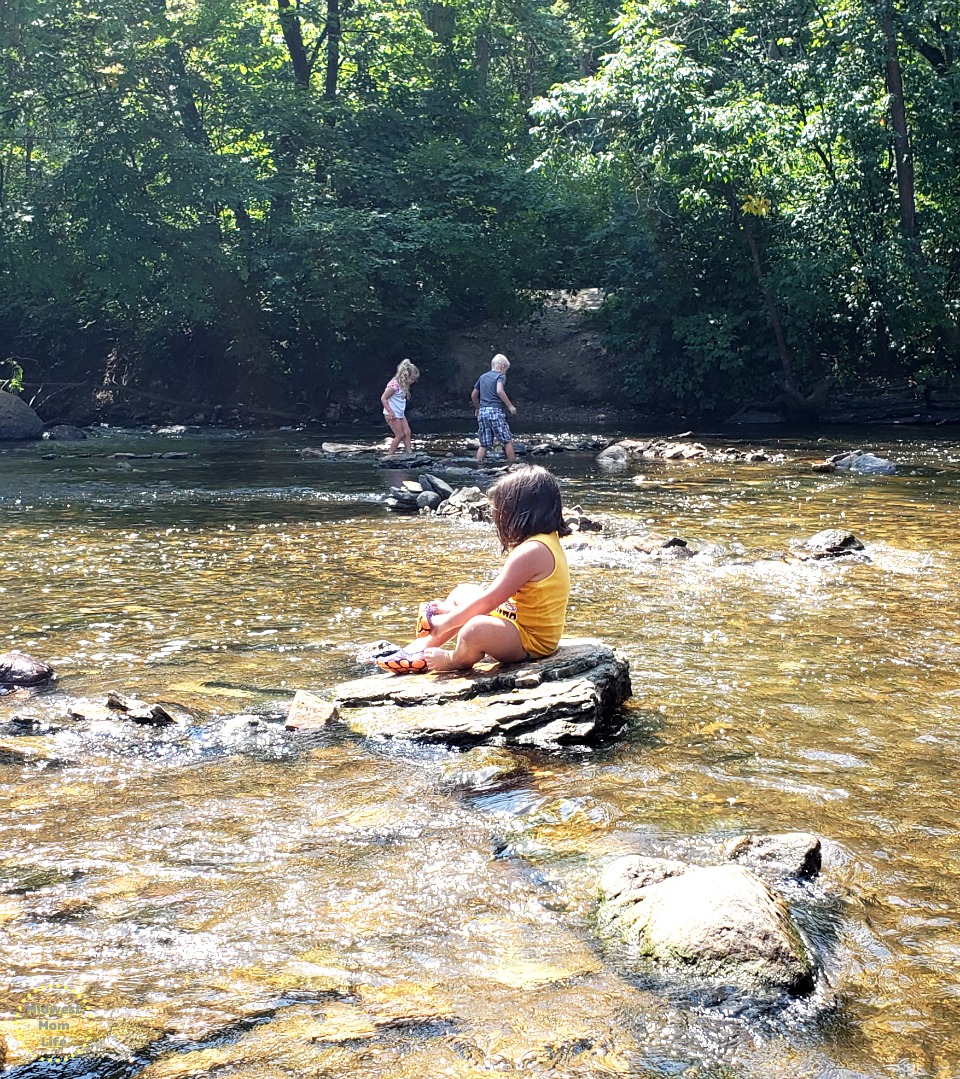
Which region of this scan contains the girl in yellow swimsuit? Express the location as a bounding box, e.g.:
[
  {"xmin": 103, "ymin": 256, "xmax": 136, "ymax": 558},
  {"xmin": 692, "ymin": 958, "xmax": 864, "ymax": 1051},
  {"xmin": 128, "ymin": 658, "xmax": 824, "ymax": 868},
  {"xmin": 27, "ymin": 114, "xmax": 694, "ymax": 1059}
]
[{"xmin": 377, "ymin": 465, "xmax": 571, "ymax": 674}]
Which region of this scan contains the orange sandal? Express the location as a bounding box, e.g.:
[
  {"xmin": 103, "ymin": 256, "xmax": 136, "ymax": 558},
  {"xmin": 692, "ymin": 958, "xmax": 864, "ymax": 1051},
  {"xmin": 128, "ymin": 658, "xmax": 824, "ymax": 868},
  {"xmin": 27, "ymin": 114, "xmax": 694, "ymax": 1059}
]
[
  {"xmin": 416, "ymin": 601, "xmax": 439, "ymax": 638},
  {"xmin": 375, "ymin": 649, "xmax": 429, "ymax": 675}
]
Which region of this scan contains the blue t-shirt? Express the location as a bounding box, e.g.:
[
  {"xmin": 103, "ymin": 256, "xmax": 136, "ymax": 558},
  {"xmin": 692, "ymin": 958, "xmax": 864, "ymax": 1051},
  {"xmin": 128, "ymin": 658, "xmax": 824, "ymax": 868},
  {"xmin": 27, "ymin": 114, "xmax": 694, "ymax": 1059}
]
[{"xmin": 475, "ymin": 370, "xmax": 506, "ymax": 410}]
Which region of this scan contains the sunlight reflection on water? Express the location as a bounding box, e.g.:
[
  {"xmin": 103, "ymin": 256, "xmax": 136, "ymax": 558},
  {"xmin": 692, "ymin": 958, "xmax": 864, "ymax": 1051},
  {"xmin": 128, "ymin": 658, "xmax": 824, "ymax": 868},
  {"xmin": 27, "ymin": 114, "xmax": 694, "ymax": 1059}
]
[{"xmin": 1, "ymin": 425, "xmax": 959, "ymax": 1077}]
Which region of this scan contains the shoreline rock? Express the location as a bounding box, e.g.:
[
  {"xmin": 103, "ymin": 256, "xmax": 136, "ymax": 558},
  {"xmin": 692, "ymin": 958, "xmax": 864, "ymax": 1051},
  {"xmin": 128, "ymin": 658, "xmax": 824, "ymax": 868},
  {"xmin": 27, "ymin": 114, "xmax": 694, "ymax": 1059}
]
[{"xmin": 0, "ymin": 392, "xmax": 44, "ymax": 440}]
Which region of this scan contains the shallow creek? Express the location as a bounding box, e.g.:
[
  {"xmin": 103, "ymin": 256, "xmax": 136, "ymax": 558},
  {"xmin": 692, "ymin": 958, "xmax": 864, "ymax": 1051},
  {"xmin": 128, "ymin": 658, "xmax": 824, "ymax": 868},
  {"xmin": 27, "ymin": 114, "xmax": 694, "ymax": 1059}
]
[{"xmin": 1, "ymin": 425, "xmax": 959, "ymax": 1078}]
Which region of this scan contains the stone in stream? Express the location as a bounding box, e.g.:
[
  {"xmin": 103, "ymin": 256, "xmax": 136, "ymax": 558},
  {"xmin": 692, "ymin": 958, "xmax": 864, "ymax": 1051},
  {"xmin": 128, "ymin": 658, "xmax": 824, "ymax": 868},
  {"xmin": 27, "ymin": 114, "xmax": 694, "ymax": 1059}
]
[
  {"xmin": 615, "ymin": 533, "xmax": 694, "ymax": 557},
  {"xmin": 66, "ymin": 700, "xmax": 116, "ymax": 723},
  {"xmin": 563, "ymin": 504, "xmax": 602, "ymax": 533},
  {"xmin": 104, "ymin": 690, "xmax": 177, "ymax": 725},
  {"xmin": 418, "ymin": 473, "xmax": 454, "ymax": 499},
  {"xmin": 384, "ymin": 493, "xmax": 420, "ymax": 514},
  {"xmin": 302, "ymin": 442, "xmax": 381, "ymax": 458},
  {"xmin": 285, "ymin": 690, "xmax": 340, "ymax": 731},
  {"xmin": 378, "ymin": 451, "xmax": 432, "ymax": 469},
  {"xmin": 42, "ymin": 424, "xmax": 86, "ymax": 441},
  {"xmin": 332, "ymin": 638, "xmax": 631, "ymax": 748},
  {"xmin": 829, "ymin": 450, "xmax": 896, "ymax": 475},
  {"xmin": 791, "ymin": 529, "xmax": 866, "ymax": 561},
  {"xmin": 0, "ymin": 652, "xmax": 54, "ymax": 686},
  {"xmin": 724, "ymin": 832, "xmax": 822, "ymax": 881},
  {"xmin": 597, "ymin": 858, "xmax": 816, "ymax": 996},
  {"xmin": 434, "ymin": 485, "xmax": 491, "ymax": 522},
  {"xmin": 596, "ymin": 438, "xmax": 786, "ymax": 467}
]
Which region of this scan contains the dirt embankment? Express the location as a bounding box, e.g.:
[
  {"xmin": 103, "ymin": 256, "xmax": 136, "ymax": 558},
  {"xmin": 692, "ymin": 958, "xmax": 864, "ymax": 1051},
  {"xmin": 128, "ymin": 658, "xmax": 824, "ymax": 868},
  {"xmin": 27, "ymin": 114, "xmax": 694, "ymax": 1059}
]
[{"xmin": 416, "ymin": 289, "xmax": 626, "ymax": 424}]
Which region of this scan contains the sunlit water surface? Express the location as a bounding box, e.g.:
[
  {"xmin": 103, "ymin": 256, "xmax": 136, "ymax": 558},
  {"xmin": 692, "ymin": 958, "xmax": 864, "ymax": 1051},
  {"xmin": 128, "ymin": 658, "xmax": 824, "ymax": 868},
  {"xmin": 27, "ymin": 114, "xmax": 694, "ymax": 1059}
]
[{"xmin": 1, "ymin": 424, "xmax": 959, "ymax": 1078}]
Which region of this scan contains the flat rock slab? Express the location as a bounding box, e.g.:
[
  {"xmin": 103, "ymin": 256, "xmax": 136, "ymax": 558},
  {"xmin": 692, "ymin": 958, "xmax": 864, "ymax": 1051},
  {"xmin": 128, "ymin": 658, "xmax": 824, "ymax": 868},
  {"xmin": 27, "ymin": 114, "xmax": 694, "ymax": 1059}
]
[{"xmin": 333, "ymin": 638, "xmax": 631, "ymax": 747}]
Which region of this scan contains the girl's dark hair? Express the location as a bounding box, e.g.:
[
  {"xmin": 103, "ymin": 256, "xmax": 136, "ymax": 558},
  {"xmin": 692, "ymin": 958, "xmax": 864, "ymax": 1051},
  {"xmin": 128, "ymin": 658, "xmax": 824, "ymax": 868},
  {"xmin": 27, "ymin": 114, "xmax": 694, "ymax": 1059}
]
[{"xmin": 487, "ymin": 465, "xmax": 571, "ymax": 552}]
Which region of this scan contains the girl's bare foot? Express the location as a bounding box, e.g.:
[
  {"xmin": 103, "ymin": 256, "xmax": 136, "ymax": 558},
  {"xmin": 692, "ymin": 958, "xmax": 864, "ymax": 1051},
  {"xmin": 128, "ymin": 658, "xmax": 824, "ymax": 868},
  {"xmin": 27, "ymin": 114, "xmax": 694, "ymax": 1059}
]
[{"xmin": 422, "ymin": 648, "xmax": 466, "ymax": 673}]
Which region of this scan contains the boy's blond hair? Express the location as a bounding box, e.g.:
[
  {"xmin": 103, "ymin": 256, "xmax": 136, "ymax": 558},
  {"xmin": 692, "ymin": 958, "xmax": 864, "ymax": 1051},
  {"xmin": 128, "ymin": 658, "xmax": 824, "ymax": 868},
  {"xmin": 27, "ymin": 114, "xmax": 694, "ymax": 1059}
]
[{"xmin": 491, "ymin": 354, "xmax": 510, "ymax": 371}]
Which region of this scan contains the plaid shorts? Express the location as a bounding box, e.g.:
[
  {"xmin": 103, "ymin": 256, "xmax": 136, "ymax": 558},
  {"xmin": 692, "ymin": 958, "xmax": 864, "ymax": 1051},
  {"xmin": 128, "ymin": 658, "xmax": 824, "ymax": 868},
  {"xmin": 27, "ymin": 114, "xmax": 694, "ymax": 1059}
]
[{"xmin": 477, "ymin": 406, "xmax": 512, "ymax": 448}]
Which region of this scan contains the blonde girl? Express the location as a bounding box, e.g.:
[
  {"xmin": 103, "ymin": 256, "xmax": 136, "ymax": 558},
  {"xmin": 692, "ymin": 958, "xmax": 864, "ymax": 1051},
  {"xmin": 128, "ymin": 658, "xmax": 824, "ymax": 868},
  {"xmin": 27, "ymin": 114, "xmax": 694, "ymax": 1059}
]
[{"xmin": 381, "ymin": 359, "xmax": 420, "ymax": 454}]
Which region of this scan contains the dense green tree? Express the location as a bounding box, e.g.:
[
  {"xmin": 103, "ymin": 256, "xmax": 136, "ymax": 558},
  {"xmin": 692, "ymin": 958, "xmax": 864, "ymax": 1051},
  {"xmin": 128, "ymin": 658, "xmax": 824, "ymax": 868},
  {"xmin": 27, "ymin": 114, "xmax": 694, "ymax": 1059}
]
[
  {"xmin": 533, "ymin": 0, "xmax": 960, "ymax": 414},
  {"xmin": 0, "ymin": 0, "xmax": 604, "ymax": 411},
  {"xmin": 3, "ymin": 0, "xmax": 957, "ymax": 419}
]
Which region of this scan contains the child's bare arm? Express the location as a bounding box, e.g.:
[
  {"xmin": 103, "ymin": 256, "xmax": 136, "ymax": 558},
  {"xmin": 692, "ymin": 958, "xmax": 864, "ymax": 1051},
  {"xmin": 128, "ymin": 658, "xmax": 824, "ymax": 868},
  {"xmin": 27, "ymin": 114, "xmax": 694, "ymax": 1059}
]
[
  {"xmin": 424, "ymin": 544, "xmax": 553, "ymax": 642},
  {"xmin": 471, "ymin": 387, "xmax": 480, "ymax": 410},
  {"xmin": 497, "ymin": 383, "xmax": 517, "ymax": 415}
]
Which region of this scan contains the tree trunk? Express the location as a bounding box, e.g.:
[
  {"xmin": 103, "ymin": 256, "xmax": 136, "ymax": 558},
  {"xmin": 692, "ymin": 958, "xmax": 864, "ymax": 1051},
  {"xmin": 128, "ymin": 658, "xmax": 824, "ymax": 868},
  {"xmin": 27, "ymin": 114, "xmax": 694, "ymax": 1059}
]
[
  {"xmin": 738, "ymin": 208, "xmax": 796, "ymax": 393},
  {"xmin": 882, "ymin": 11, "xmax": 917, "ymax": 239},
  {"xmin": 324, "ymin": 0, "xmax": 340, "ymax": 101},
  {"xmin": 277, "ymin": 0, "xmax": 312, "ymax": 89}
]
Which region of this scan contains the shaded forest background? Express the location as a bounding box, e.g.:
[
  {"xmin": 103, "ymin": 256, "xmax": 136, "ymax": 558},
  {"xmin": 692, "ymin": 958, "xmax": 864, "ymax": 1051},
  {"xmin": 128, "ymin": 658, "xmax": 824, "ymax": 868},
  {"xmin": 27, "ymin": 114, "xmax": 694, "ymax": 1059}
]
[{"xmin": 1, "ymin": 0, "xmax": 958, "ymax": 423}]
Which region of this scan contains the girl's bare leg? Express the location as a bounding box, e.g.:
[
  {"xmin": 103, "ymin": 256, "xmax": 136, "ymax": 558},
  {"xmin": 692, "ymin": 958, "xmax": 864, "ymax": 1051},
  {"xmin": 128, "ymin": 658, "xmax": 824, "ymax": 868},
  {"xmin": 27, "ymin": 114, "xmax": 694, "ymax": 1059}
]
[
  {"xmin": 385, "ymin": 417, "xmax": 405, "ymax": 454},
  {"xmin": 399, "ymin": 418, "xmax": 413, "ymax": 453},
  {"xmin": 423, "ymin": 615, "xmax": 526, "ymax": 672}
]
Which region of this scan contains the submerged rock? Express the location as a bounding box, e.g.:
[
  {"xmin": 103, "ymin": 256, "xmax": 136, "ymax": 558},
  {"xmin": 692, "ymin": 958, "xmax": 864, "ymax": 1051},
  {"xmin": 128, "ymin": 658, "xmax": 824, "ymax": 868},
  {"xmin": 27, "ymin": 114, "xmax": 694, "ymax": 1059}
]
[
  {"xmin": 332, "ymin": 638, "xmax": 631, "ymax": 748},
  {"xmin": 829, "ymin": 450, "xmax": 896, "ymax": 475},
  {"xmin": 792, "ymin": 529, "xmax": 866, "ymax": 561},
  {"xmin": 43, "ymin": 423, "xmax": 87, "ymax": 441},
  {"xmin": 0, "ymin": 652, "xmax": 54, "ymax": 686},
  {"xmin": 724, "ymin": 832, "xmax": 822, "ymax": 881},
  {"xmin": 598, "ymin": 859, "xmax": 815, "ymax": 995},
  {"xmin": 104, "ymin": 690, "xmax": 177, "ymax": 725},
  {"xmin": 434, "ymin": 746, "xmax": 529, "ymax": 792}
]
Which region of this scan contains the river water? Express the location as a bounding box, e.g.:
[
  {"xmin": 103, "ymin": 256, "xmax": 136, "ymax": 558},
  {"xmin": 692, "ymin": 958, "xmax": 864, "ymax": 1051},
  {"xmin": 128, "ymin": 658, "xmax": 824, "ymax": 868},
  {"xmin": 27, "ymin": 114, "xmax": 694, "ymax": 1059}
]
[{"xmin": 0, "ymin": 424, "xmax": 958, "ymax": 1078}]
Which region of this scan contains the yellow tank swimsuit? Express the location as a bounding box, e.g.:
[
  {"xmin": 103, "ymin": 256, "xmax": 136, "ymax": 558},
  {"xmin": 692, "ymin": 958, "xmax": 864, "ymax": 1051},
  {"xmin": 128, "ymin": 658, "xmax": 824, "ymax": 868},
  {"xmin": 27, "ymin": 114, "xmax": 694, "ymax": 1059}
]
[{"xmin": 493, "ymin": 531, "xmax": 570, "ymax": 658}]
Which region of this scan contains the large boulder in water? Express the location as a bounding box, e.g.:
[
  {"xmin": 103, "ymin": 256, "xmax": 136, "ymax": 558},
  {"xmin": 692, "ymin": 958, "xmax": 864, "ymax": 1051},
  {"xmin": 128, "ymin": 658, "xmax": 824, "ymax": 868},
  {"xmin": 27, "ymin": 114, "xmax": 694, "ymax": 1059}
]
[
  {"xmin": 597, "ymin": 859, "xmax": 815, "ymax": 996},
  {"xmin": 0, "ymin": 392, "xmax": 43, "ymax": 440},
  {"xmin": 331, "ymin": 638, "xmax": 631, "ymax": 748}
]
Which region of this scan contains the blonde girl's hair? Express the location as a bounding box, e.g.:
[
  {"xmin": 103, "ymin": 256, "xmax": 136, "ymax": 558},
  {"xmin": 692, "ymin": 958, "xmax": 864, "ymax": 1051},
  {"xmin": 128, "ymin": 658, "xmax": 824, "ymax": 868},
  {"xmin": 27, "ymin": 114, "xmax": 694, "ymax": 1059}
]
[{"xmin": 394, "ymin": 359, "xmax": 419, "ymax": 398}]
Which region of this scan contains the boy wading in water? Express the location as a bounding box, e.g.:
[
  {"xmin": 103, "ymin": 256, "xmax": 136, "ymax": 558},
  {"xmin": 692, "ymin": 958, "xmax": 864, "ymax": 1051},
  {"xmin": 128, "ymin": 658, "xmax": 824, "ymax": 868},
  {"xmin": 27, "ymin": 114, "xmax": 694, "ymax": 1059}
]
[
  {"xmin": 472, "ymin": 353, "xmax": 517, "ymax": 464},
  {"xmin": 375, "ymin": 466, "xmax": 571, "ymax": 674}
]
